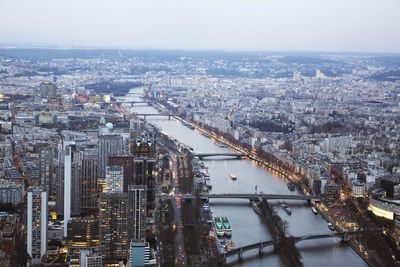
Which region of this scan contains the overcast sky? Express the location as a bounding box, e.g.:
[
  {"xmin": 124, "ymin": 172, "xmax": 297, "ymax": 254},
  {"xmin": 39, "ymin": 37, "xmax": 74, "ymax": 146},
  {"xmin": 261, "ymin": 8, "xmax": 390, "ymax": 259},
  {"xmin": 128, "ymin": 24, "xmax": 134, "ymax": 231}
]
[{"xmin": 0, "ymin": 0, "xmax": 399, "ymax": 52}]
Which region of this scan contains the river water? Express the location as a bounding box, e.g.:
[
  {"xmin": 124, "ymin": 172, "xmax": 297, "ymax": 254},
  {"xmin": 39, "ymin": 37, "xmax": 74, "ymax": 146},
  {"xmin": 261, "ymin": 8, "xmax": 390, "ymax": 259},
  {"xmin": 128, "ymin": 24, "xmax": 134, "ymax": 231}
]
[{"xmin": 124, "ymin": 89, "xmax": 368, "ymax": 267}]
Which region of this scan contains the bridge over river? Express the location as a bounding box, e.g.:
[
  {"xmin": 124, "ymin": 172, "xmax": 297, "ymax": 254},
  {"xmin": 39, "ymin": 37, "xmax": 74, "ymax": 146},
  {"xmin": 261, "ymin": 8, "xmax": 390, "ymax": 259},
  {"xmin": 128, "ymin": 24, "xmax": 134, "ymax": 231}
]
[
  {"xmin": 219, "ymin": 230, "xmax": 376, "ymax": 264},
  {"xmin": 194, "ymin": 152, "xmax": 245, "ymax": 160},
  {"xmin": 203, "ymin": 193, "xmax": 321, "ymax": 201}
]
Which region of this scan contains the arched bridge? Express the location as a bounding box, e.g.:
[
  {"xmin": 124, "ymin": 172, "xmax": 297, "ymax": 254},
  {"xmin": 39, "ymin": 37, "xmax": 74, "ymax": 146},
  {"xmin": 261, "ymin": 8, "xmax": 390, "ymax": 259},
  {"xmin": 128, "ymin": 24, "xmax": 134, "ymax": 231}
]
[
  {"xmin": 204, "ymin": 193, "xmax": 321, "ymax": 201},
  {"xmin": 220, "ymin": 230, "xmax": 371, "ymax": 264},
  {"xmin": 194, "ymin": 153, "xmax": 245, "ymax": 160}
]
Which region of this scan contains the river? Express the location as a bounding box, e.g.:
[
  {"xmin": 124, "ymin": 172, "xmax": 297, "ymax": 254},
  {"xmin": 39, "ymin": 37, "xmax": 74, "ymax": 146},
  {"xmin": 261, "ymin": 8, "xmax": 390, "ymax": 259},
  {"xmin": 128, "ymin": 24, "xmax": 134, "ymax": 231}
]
[{"xmin": 123, "ymin": 88, "xmax": 368, "ymax": 267}]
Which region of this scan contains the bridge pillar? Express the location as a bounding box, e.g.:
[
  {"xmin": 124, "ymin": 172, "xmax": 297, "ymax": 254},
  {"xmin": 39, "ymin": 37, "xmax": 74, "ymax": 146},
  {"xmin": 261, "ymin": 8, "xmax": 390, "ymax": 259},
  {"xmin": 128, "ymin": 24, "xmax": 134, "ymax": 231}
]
[
  {"xmin": 259, "ymin": 242, "xmax": 263, "ymax": 256},
  {"xmin": 273, "ymin": 240, "xmax": 279, "ymax": 252},
  {"xmin": 341, "ymin": 233, "xmax": 348, "ymax": 243},
  {"xmin": 168, "ymin": 115, "xmax": 171, "ymax": 120},
  {"xmin": 220, "ymin": 253, "xmax": 227, "ymax": 266},
  {"xmin": 238, "ymin": 248, "xmax": 243, "ymax": 262}
]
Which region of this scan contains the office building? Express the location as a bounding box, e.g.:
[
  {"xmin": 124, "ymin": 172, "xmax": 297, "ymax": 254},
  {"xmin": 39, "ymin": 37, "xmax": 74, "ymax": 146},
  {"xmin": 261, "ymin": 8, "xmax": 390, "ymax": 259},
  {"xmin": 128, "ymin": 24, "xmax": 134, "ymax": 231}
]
[
  {"xmin": 27, "ymin": 188, "xmax": 48, "ymax": 265},
  {"xmin": 128, "ymin": 240, "xmax": 150, "ymax": 267},
  {"xmin": 105, "ymin": 166, "xmax": 124, "ymax": 193},
  {"xmin": 67, "ymin": 217, "xmax": 99, "ymax": 248},
  {"xmin": 131, "ymin": 135, "xmax": 156, "ymax": 158},
  {"xmin": 38, "ymin": 146, "xmax": 55, "ymax": 196},
  {"xmin": 56, "ymin": 141, "xmax": 82, "ymax": 237},
  {"xmin": 128, "ymin": 185, "xmax": 147, "ymax": 241},
  {"xmin": 98, "ymin": 192, "xmax": 129, "ymax": 261},
  {"xmin": 108, "ymin": 155, "xmax": 134, "ymax": 192},
  {"xmin": 64, "ymin": 142, "xmax": 73, "ymax": 237},
  {"xmin": 81, "ymin": 150, "xmax": 99, "ymax": 212},
  {"xmin": 79, "ymin": 249, "xmax": 102, "ymax": 267},
  {"xmin": 134, "ymin": 158, "xmax": 156, "ymax": 212},
  {"xmin": 98, "ymin": 134, "xmax": 124, "ymax": 179}
]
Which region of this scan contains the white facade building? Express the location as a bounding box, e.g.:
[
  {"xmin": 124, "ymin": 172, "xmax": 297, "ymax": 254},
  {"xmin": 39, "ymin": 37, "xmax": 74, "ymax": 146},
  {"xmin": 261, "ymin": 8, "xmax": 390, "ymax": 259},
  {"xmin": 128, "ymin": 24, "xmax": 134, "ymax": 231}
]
[
  {"xmin": 63, "ymin": 141, "xmax": 74, "ymax": 237},
  {"xmin": 106, "ymin": 166, "xmax": 124, "ymax": 193},
  {"xmin": 27, "ymin": 188, "xmax": 47, "ymax": 265}
]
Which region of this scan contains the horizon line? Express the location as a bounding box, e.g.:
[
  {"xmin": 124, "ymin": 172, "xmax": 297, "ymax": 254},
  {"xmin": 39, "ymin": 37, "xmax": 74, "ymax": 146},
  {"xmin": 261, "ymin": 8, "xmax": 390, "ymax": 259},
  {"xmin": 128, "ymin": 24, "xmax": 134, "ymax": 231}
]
[{"xmin": 0, "ymin": 43, "xmax": 400, "ymax": 56}]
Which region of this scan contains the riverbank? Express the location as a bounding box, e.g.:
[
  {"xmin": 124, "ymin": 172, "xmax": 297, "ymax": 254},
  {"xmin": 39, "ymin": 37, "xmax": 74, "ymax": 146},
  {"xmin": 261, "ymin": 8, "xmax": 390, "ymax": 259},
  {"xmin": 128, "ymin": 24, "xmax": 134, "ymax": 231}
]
[
  {"xmin": 125, "ymin": 96, "xmax": 371, "ymax": 266},
  {"xmin": 260, "ymin": 199, "xmax": 304, "ymax": 267},
  {"xmin": 180, "ymin": 116, "xmax": 378, "ymax": 267},
  {"xmin": 166, "ymin": 115, "xmax": 377, "ymax": 267}
]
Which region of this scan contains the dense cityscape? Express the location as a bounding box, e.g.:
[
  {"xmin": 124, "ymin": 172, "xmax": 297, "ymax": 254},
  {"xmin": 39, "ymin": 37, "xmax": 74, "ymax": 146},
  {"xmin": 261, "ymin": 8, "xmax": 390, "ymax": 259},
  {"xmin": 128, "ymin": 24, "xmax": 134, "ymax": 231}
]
[{"xmin": 0, "ymin": 48, "xmax": 399, "ymax": 267}]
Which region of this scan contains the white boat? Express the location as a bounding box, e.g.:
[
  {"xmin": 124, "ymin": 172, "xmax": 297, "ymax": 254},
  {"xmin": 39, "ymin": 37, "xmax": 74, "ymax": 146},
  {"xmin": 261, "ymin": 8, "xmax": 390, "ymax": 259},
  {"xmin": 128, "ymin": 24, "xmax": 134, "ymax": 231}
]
[
  {"xmin": 229, "ymin": 174, "xmax": 237, "ymax": 181},
  {"xmin": 281, "ymin": 203, "xmax": 292, "ymax": 215},
  {"xmin": 328, "ymin": 223, "xmax": 335, "ymax": 231},
  {"xmin": 216, "ymin": 230, "xmax": 225, "ymax": 237},
  {"xmin": 311, "ymin": 207, "xmax": 318, "ymax": 215}
]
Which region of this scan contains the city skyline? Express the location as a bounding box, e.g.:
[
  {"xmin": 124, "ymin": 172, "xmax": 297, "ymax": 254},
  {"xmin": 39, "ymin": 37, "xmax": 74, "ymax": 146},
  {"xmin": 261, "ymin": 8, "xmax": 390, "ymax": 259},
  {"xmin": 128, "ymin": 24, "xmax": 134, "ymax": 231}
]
[
  {"xmin": 0, "ymin": 0, "xmax": 400, "ymax": 265},
  {"xmin": 1, "ymin": 0, "xmax": 400, "ymax": 53}
]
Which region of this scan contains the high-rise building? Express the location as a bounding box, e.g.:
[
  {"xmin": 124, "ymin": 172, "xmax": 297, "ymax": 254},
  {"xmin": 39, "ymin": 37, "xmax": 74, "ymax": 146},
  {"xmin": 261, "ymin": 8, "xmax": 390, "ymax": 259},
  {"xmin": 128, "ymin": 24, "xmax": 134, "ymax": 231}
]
[
  {"xmin": 98, "ymin": 134, "xmax": 124, "ymax": 179},
  {"xmin": 98, "ymin": 192, "xmax": 129, "ymax": 261},
  {"xmin": 134, "ymin": 158, "xmax": 156, "ymax": 212},
  {"xmin": 128, "ymin": 185, "xmax": 147, "ymax": 241},
  {"xmin": 105, "ymin": 166, "xmax": 124, "ymax": 193},
  {"xmin": 131, "ymin": 134, "xmax": 156, "ymax": 158},
  {"xmin": 79, "ymin": 249, "xmax": 103, "ymax": 267},
  {"xmin": 27, "ymin": 187, "xmax": 48, "ymax": 265},
  {"xmin": 128, "ymin": 240, "xmax": 150, "ymax": 267},
  {"xmin": 56, "ymin": 141, "xmax": 82, "ymax": 237},
  {"xmin": 81, "ymin": 150, "xmax": 98, "ymax": 213},
  {"xmin": 38, "ymin": 146, "xmax": 55, "ymax": 197},
  {"xmin": 128, "ymin": 118, "xmax": 144, "ymax": 155},
  {"xmin": 64, "ymin": 142, "xmax": 72, "ymax": 237},
  {"xmin": 108, "ymin": 155, "xmax": 134, "ymax": 192},
  {"xmin": 67, "ymin": 217, "xmax": 99, "ymax": 248}
]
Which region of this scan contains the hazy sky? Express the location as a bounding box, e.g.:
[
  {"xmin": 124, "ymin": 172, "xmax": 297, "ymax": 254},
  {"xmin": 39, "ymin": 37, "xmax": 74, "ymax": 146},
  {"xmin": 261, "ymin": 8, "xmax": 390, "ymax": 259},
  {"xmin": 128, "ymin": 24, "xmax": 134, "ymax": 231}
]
[{"xmin": 0, "ymin": 0, "xmax": 399, "ymax": 52}]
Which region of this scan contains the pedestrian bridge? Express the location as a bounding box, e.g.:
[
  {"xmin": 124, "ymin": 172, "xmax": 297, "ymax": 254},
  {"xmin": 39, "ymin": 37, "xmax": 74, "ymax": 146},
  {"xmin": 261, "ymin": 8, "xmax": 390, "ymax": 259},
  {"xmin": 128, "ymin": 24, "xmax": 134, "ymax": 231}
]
[
  {"xmin": 204, "ymin": 193, "xmax": 321, "ymax": 201},
  {"xmin": 194, "ymin": 153, "xmax": 245, "ymax": 160}
]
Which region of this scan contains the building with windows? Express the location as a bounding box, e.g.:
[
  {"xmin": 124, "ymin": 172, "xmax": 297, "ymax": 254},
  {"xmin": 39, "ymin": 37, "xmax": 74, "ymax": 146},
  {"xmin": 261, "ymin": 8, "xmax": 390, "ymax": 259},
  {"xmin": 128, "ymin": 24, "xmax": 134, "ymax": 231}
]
[
  {"xmin": 38, "ymin": 146, "xmax": 55, "ymax": 195},
  {"xmin": 0, "ymin": 182, "xmax": 23, "ymax": 204},
  {"xmin": 128, "ymin": 185, "xmax": 147, "ymax": 241},
  {"xmin": 108, "ymin": 155, "xmax": 134, "ymax": 193},
  {"xmin": 27, "ymin": 188, "xmax": 48, "ymax": 265},
  {"xmin": 98, "ymin": 192, "xmax": 129, "ymax": 261},
  {"xmin": 79, "ymin": 249, "xmax": 103, "ymax": 267},
  {"xmin": 128, "ymin": 240, "xmax": 150, "ymax": 267},
  {"xmin": 67, "ymin": 217, "xmax": 99, "ymax": 248},
  {"xmin": 105, "ymin": 166, "xmax": 124, "ymax": 193},
  {"xmin": 352, "ymin": 180, "xmax": 366, "ymax": 197},
  {"xmin": 133, "ymin": 158, "xmax": 156, "ymax": 212},
  {"xmin": 98, "ymin": 134, "xmax": 124, "ymax": 179},
  {"xmin": 81, "ymin": 150, "xmax": 99, "ymax": 212}
]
